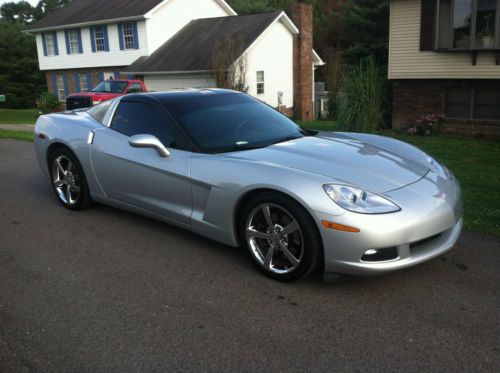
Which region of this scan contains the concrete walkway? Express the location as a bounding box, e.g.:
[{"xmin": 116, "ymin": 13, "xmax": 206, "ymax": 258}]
[{"xmin": 0, "ymin": 124, "xmax": 35, "ymax": 132}]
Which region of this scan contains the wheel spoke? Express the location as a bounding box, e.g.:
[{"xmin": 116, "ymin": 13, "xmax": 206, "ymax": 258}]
[
  {"xmin": 246, "ymin": 228, "xmax": 271, "ymax": 240},
  {"xmin": 261, "ymin": 205, "xmax": 274, "ymax": 228},
  {"xmin": 279, "ymin": 242, "xmax": 300, "ymax": 266},
  {"xmin": 54, "ymin": 180, "xmax": 65, "ymax": 188},
  {"xmin": 264, "ymin": 245, "xmax": 275, "ymax": 270},
  {"xmin": 55, "ymin": 158, "xmax": 65, "ymax": 175},
  {"xmin": 280, "ymin": 220, "xmax": 299, "ymax": 237},
  {"xmin": 65, "ymin": 184, "xmax": 73, "ymax": 204}
]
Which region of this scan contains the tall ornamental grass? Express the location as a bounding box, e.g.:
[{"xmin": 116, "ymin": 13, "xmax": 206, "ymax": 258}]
[{"xmin": 337, "ymin": 57, "xmax": 387, "ymax": 132}]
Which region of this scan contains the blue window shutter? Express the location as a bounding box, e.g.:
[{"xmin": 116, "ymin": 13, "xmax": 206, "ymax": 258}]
[
  {"xmin": 62, "ymin": 73, "xmax": 69, "ymax": 97},
  {"xmin": 113, "ymin": 71, "xmax": 120, "ymax": 79},
  {"xmin": 118, "ymin": 23, "xmax": 124, "ymax": 50},
  {"xmin": 98, "ymin": 72, "xmax": 104, "ymax": 83},
  {"xmin": 64, "ymin": 30, "xmax": 70, "ymax": 54},
  {"xmin": 51, "ymin": 73, "xmax": 58, "ymax": 96},
  {"xmin": 77, "ymin": 29, "xmax": 83, "ymax": 53},
  {"xmin": 90, "ymin": 27, "xmax": 96, "ymax": 52},
  {"xmin": 53, "ymin": 32, "xmax": 59, "ymax": 55},
  {"xmin": 132, "ymin": 22, "xmax": 139, "ymax": 49},
  {"xmin": 41, "ymin": 33, "xmax": 47, "ymax": 56},
  {"xmin": 103, "ymin": 25, "xmax": 110, "ymax": 51},
  {"xmin": 74, "ymin": 73, "xmax": 81, "ymax": 92}
]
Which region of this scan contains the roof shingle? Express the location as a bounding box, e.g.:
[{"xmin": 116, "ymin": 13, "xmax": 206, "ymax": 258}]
[
  {"xmin": 124, "ymin": 12, "xmax": 282, "ymax": 73},
  {"xmin": 28, "ymin": 0, "xmax": 164, "ymax": 31}
]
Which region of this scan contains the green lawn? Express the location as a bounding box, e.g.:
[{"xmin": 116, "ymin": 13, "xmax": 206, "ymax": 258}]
[
  {"xmin": 0, "ymin": 116, "xmax": 498, "ymax": 235},
  {"xmin": 0, "ymin": 108, "xmax": 38, "ymax": 124},
  {"xmin": 0, "ymin": 129, "xmax": 34, "ymax": 141}
]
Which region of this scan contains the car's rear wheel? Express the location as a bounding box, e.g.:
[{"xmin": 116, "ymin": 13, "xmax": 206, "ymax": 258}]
[
  {"xmin": 49, "ymin": 148, "xmax": 92, "ymax": 210},
  {"xmin": 241, "ymin": 192, "xmax": 322, "ymax": 281}
]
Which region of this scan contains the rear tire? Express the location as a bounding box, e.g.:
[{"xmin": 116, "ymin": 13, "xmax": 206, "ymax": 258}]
[
  {"xmin": 49, "ymin": 147, "xmax": 92, "ymax": 210},
  {"xmin": 240, "ymin": 192, "xmax": 323, "ymax": 282}
]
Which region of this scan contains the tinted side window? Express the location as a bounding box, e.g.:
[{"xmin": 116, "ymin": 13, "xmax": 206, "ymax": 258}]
[
  {"xmin": 128, "ymin": 83, "xmax": 143, "ymax": 93},
  {"xmin": 111, "ymin": 101, "xmax": 175, "ymax": 147}
]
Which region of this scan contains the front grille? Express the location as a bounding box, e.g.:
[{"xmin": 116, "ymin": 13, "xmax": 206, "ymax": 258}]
[{"xmin": 66, "ymin": 96, "xmax": 92, "ymax": 110}]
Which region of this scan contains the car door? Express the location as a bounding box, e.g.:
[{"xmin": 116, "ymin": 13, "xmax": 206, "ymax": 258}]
[{"xmin": 90, "ymin": 97, "xmax": 192, "ymax": 225}]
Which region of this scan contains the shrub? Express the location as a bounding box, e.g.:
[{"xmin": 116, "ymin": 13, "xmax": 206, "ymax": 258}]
[
  {"xmin": 408, "ymin": 113, "xmax": 444, "ymax": 136},
  {"xmin": 36, "ymin": 92, "xmax": 60, "ymax": 114},
  {"xmin": 336, "ymin": 56, "xmax": 387, "ymax": 132}
]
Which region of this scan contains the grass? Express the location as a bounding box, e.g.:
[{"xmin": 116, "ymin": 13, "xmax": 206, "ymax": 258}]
[
  {"xmin": 1, "ymin": 115, "xmax": 498, "ymax": 235},
  {"xmin": 0, "ymin": 129, "xmax": 34, "ymax": 142},
  {"xmin": 0, "ymin": 108, "xmax": 38, "ymax": 124}
]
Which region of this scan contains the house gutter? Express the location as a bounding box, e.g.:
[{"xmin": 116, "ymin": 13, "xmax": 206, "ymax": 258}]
[
  {"xmin": 25, "ymin": 15, "xmax": 148, "ymax": 34},
  {"xmin": 123, "ymin": 70, "xmax": 213, "ymax": 75}
]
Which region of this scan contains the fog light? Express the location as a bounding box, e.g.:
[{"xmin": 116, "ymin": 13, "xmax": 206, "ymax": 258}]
[{"xmin": 361, "ymin": 247, "xmax": 398, "ymax": 262}]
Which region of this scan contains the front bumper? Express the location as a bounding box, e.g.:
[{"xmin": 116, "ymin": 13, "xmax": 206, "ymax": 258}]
[{"xmin": 316, "ymin": 174, "xmax": 463, "ymax": 276}]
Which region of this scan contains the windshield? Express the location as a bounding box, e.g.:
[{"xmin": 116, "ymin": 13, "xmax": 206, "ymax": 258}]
[
  {"xmin": 163, "ymin": 93, "xmax": 304, "ymax": 153},
  {"xmin": 92, "ymin": 81, "xmax": 128, "ymax": 94}
]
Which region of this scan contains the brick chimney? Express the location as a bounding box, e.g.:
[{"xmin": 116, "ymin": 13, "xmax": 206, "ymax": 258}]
[{"xmin": 291, "ymin": 2, "xmax": 314, "ymax": 121}]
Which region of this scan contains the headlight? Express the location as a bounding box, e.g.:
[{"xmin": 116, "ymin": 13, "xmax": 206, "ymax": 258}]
[
  {"xmin": 92, "ymin": 100, "xmax": 101, "ymax": 106},
  {"xmin": 323, "ymin": 184, "xmax": 400, "ymax": 214}
]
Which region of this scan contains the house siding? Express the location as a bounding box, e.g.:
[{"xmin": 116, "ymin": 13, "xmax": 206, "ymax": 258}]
[
  {"xmin": 389, "ymin": 0, "xmax": 500, "ymax": 79},
  {"xmin": 36, "ymin": 21, "xmax": 148, "ymax": 71},
  {"xmin": 145, "ymin": 0, "xmax": 230, "ymax": 53},
  {"xmin": 245, "ymin": 20, "xmax": 294, "ymax": 109}
]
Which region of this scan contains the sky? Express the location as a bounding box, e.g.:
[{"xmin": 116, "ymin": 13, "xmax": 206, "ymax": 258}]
[{"xmin": 0, "ymin": 0, "xmax": 39, "ymax": 6}]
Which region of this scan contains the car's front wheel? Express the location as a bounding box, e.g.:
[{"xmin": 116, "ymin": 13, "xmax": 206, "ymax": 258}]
[
  {"xmin": 49, "ymin": 147, "xmax": 92, "ymax": 210},
  {"xmin": 241, "ymin": 192, "xmax": 323, "ymax": 281}
]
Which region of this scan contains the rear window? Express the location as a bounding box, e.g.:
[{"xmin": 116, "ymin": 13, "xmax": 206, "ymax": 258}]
[{"xmin": 87, "ymin": 100, "xmax": 113, "ymax": 124}]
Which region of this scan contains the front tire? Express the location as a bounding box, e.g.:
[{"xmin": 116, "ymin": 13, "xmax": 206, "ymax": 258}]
[
  {"xmin": 240, "ymin": 192, "xmax": 323, "ymax": 281},
  {"xmin": 49, "ymin": 147, "xmax": 92, "ymax": 210}
]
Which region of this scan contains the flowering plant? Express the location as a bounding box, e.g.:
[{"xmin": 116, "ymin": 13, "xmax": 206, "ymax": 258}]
[{"xmin": 408, "ymin": 113, "xmax": 444, "ymax": 136}]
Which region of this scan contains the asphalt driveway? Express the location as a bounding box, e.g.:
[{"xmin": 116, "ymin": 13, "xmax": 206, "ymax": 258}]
[{"xmin": 0, "ymin": 139, "xmax": 499, "ymax": 372}]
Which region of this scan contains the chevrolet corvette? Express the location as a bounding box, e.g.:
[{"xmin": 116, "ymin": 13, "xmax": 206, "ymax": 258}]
[{"xmin": 34, "ymin": 89, "xmax": 463, "ymax": 281}]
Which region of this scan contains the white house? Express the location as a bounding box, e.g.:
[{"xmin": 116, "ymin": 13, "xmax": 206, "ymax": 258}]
[{"xmin": 27, "ymin": 0, "xmax": 324, "ymax": 120}]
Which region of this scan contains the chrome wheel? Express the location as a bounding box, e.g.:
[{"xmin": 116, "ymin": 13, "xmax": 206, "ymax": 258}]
[
  {"xmin": 52, "ymin": 155, "xmax": 81, "ymax": 205},
  {"xmin": 246, "ymin": 203, "xmax": 304, "ymax": 274}
]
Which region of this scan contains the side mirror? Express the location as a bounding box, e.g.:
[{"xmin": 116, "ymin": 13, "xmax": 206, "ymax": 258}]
[{"xmin": 129, "ymin": 134, "xmax": 170, "ymax": 157}]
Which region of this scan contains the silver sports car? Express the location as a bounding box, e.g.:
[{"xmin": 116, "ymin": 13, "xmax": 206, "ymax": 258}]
[{"xmin": 34, "ymin": 89, "xmax": 463, "ymax": 281}]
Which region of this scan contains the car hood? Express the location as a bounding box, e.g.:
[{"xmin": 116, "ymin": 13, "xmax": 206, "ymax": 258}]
[{"xmin": 226, "ymin": 133, "xmax": 430, "ymax": 193}]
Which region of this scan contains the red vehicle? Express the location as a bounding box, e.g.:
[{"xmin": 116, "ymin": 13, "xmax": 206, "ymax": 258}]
[{"xmin": 65, "ymin": 79, "xmax": 147, "ymax": 110}]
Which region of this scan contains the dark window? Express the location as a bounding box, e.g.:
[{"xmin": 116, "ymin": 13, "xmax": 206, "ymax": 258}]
[
  {"xmin": 163, "ymin": 93, "xmax": 303, "ymax": 154},
  {"xmin": 88, "ymin": 100, "xmax": 113, "ymax": 124},
  {"xmin": 445, "ymin": 84, "xmax": 500, "ymax": 119},
  {"xmin": 111, "ymin": 101, "xmax": 175, "ymax": 147},
  {"xmin": 436, "ymin": 0, "xmax": 499, "ymax": 50},
  {"xmin": 128, "ymin": 83, "xmax": 143, "ymax": 93}
]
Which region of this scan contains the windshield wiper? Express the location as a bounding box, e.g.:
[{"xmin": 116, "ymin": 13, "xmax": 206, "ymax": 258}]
[
  {"xmin": 218, "ymin": 143, "xmax": 266, "ymax": 153},
  {"xmin": 270, "ymin": 135, "xmax": 303, "ymax": 145}
]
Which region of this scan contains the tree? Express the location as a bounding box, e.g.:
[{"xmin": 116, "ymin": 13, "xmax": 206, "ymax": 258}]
[
  {"xmin": 34, "ymin": 0, "xmax": 70, "ymax": 20},
  {"xmin": 341, "ymin": 0, "xmax": 390, "ymax": 65},
  {"xmin": 211, "ymin": 35, "xmax": 249, "ymax": 92},
  {"xmin": 0, "ymin": 1, "xmax": 36, "ymax": 24},
  {"xmin": 0, "ymin": 19, "xmax": 45, "ymax": 108},
  {"xmin": 0, "ymin": 0, "xmax": 70, "ymax": 108}
]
